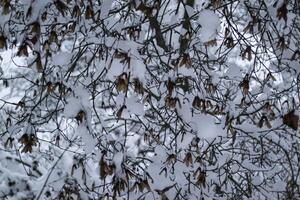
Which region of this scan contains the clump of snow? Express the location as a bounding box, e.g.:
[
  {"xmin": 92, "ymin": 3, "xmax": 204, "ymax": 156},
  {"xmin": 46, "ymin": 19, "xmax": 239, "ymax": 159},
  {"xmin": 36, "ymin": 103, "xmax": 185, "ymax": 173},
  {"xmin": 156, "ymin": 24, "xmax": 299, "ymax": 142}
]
[
  {"xmin": 76, "ymin": 125, "xmax": 96, "ymax": 154},
  {"xmin": 106, "ymin": 59, "xmax": 124, "ymax": 80},
  {"xmin": 130, "ymin": 58, "xmax": 146, "ymax": 82},
  {"xmin": 113, "ymin": 152, "xmax": 123, "ymax": 174},
  {"xmin": 191, "ymin": 114, "xmax": 225, "ymax": 139},
  {"xmin": 100, "ymin": 0, "xmax": 114, "ymax": 19},
  {"xmin": 125, "ymin": 95, "xmax": 145, "ymax": 116},
  {"xmin": 52, "ymin": 52, "xmax": 73, "ymax": 66},
  {"xmin": 185, "ymin": 5, "xmax": 195, "ymax": 17},
  {"xmin": 198, "ymin": 10, "xmax": 221, "ymax": 42},
  {"xmin": 63, "ymin": 86, "xmax": 95, "ymax": 154}
]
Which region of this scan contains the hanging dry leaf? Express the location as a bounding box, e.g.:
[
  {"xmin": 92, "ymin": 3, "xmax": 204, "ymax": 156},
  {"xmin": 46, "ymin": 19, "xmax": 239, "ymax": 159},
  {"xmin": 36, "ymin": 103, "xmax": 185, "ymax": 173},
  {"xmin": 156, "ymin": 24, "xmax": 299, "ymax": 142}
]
[
  {"xmin": 224, "ymin": 37, "xmax": 234, "ymax": 48},
  {"xmin": 54, "ymin": 0, "xmax": 68, "ymax": 16},
  {"xmin": 183, "ymin": 152, "xmax": 193, "ymax": 167},
  {"xmin": 116, "ymin": 73, "xmax": 128, "ymax": 93},
  {"xmin": 17, "ymin": 43, "xmax": 29, "ymax": 57},
  {"xmin": 116, "ymin": 105, "xmax": 126, "ymax": 119},
  {"xmin": 75, "ymin": 110, "xmax": 86, "ymax": 123},
  {"xmin": 166, "ymin": 78, "xmax": 174, "ymax": 95},
  {"xmin": 85, "ymin": 5, "xmax": 94, "ymax": 20},
  {"xmin": 283, "ymin": 110, "xmax": 299, "ymax": 130},
  {"xmin": 242, "ymin": 46, "xmax": 252, "ymax": 61},
  {"xmin": 18, "ymin": 133, "xmax": 38, "ymax": 153},
  {"xmin": 291, "ymin": 50, "xmax": 300, "ymax": 60},
  {"xmin": 0, "ymin": 35, "xmax": 7, "ymax": 49},
  {"xmin": 72, "ymin": 5, "xmax": 81, "ymax": 18},
  {"xmin": 165, "ymin": 154, "xmax": 176, "ymax": 165},
  {"xmin": 133, "ymin": 78, "xmax": 144, "ymax": 94},
  {"xmin": 277, "ymin": 3, "xmax": 287, "ymax": 22},
  {"xmin": 239, "ymin": 74, "xmax": 250, "ymax": 95}
]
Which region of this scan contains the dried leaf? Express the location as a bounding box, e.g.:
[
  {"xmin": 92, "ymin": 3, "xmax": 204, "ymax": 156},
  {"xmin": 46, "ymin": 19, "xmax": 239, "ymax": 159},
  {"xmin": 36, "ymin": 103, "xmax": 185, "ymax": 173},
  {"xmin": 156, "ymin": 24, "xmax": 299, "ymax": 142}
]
[
  {"xmin": 116, "ymin": 105, "xmax": 126, "ymax": 119},
  {"xmin": 35, "ymin": 52, "xmax": 43, "ymax": 72},
  {"xmin": 54, "ymin": 0, "xmax": 68, "ymax": 16},
  {"xmin": 0, "ymin": 35, "xmax": 7, "ymax": 49},
  {"xmin": 116, "ymin": 73, "xmax": 128, "ymax": 93},
  {"xmin": 75, "ymin": 110, "xmax": 86, "ymax": 123},
  {"xmin": 19, "ymin": 133, "xmax": 38, "ymax": 153},
  {"xmin": 165, "ymin": 154, "xmax": 176, "ymax": 165},
  {"xmin": 283, "ymin": 110, "xmax": 299, "ymax": 130},
  {"xmin": 277, "ymin": 3, "xmax": 287, "ymax": 22},
  {"xmin": 133, "ymin": 78, "xmax": 144, "ymax": 94},
  {"xmin": 85, "ymin": 5, "xmax": 94, "ymax": 20},
  {"xmin": 2, "ymin": 1, "xmax": 10, "ymax": 15},
  {"xmin": 239, "ymin": 74, "xmax": 250, "ymax": 95},
  {"xmin": 72, "ymin": 5, "xmax": 81, "ymax": 18},
  {"xmin": 166, "ymin": 78, "xmax": 174, "ymax": 95},
  {"xmin": 17, "ymin": 43, "xmax": 29, "ymax": 57},
  {"xmin": 183, "ymin": 152, "xmax": 193, "ymax": 167}
]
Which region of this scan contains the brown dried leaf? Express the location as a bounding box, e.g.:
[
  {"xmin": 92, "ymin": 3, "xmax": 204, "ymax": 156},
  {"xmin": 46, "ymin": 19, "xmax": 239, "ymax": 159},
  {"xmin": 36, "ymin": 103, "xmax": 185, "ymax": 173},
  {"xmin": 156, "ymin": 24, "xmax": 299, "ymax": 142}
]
[
  {"xmin": 133, "ymin": 78, "xmax": 144, "ymax": 94},
  {"xmin": 116, "ymin": 73, "xmax": 128, "ymax": 93},
  {"xmin": 165, "ymin": 154, "xmax": 176, "ymax": 165},
  {"xmin": 0, "ymin": 35, "xmax": 7, "ymax": 49},
  {"xmin": 116, "ymin": 105, "xmax": 126, "ymax": 119},
  {"xmin": 72, "ymin": 5, "xmax": 81, "ymax": 18},
  {"xmin": 166, "ymin": 78, "xmax": 174, "ymax": 95},
  {"xmin": 75, "ymin": 110, "xmax": 86, "ymax": 123},
  {"xmin": 183, "ymin": 152, "xmax": 193, "ymax": 167},
  {"xmin": 17, "ymin": 43, "xmax": 29, "ymax": 57},
  {"xmin": 277, "ymin": 3, "xmax": 287, "ymax": 22},
  {"xmin": 54, "ymin": 0, "xmax": 68, "ymax": 16},
  {"xmin": 85, "ymin": 5, "xmax": 94, "ymax": 20},
  {"xmin": 283, "ymin": 110, "xmax": 299, "ymax": 130}
]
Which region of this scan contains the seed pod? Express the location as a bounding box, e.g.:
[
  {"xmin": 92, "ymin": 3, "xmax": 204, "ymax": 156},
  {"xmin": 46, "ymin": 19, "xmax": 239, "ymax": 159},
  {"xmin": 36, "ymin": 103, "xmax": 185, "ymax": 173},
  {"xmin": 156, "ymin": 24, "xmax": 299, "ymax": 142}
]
[
  {"xmin": 30, "ymin": 22, "xmax": 41, "ymax": 37},
  {"xmin": 0, "ymin": 35, "xmax": 7, "ymax": 49},
  {"xmin": 116, "ymin": 105, "xmax": 126, "ymax": 119},
  {"xmin": 242, "ymin": 46, "xmax": 252, "ymax": 61},
  {"xmin": 291, "ymin": 50, "xmax": 300, "ymax": 60},
  {"xmin": 17, "ymin": 43, "xmax": 29, "ymax": 57},
  {"xmin": 46, "ymin": 81, "xmax": 54, "ymax": 94},
  {"xmin": 133, "ymin": 78, "xmax": 144, "ymax": 94},
  {"xmin": 35, "ymin": 52, "xmax": 43, "ymax": 72},
  {"xmin": 258, "ymin": 116, "xmax": 266, "ymax": 128},
  {"xmin": 2, "ymin": 1, "xmax": 10, "ymax": 15},
  {"xmin": 54, "ymin": 0, "xmax": 68, "ymax": 16},
  {"xmin": 166, "ymin": 78, "xmax": 174, "ymax": 95},
  {"xmin": 41, "ymin": 11, "xmax": 47, "ymax": 21},
  {"xmin": 165, "ymin": 95, "xmax": 180, "ymax": 108},
  {"xmin": 283, "ymin": 110, "xmax": 299, "ymax": 130},
  {"xmin": 49, "ymin": 31, "xmax": 58, "ymax": 44},
  {"xmin": 72, "ymin": 5, "xmax": 81, "ymax": 18},
  {"xmin": 277, "ymin": 36, "xmax": 287, "ymax": 50},
  {"xmin": 19, "ymin": 133, "xmax": 38, "ymax": 153},
  {"xmin": 183, "ymin": 152, "xmax": 193, "ymax": 167},
  {"xmin": 68, "ymin": 22, "xmax": 76, "ymax": 33},
  {"xmin": 165, "ymin": 154, "xmax": 176, "ymax": 165},
  {"xmin": 239, "ymin": 74, "xmax": 250, "ymax": 95},
  {"xmin": 85, "ymin": 5, "xmax": 94, "ymax": 20},
  {"xmin": 277, "ymin": 3, "xmax": 287, "ymax": 22},
  {"xmin": 41, "ymin": 41, "xmax": 49, "ymax": 52},
  {"xmin": 192, "ymin": 96, "xmax": 201, "ymax": 108},
  {"xmin": 224, "ymin": 37, "xmax": 234, "ymax": 48},
  {"xmin": 75, "ymin": 110, "xmax": 86, "ymax": 123},
  {"xmin": 116, "ymin": 73, "xmax": 128, "ymax": 93},
  {"xmin": 179, "ymin": 53, "xmax": 192, "ymax": 68},
  {"xmin": 16, "ymin": 101, "xmax": 25, "ymax": 110},
  {"xmin": 212, "ymin": 0, "xmax": 221, "ymax": 9},
  {"xmin": 204, "ymin": 39, "xmax": 217, "ymax": 47}
]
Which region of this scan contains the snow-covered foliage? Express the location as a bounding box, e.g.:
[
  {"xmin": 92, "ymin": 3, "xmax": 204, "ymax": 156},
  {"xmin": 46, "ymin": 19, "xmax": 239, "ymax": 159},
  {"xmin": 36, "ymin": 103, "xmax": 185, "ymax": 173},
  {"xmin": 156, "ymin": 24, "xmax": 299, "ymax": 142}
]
[{"xmin": 0, "ymin": 0, "xmax": 299, "ymax": 199}]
